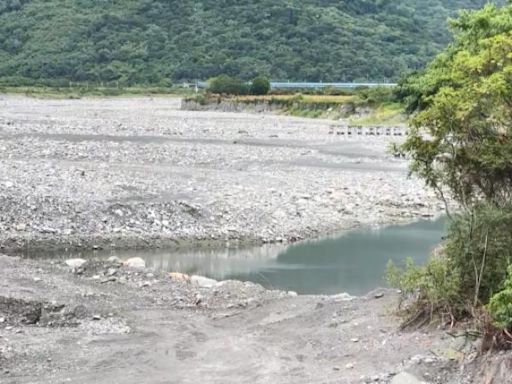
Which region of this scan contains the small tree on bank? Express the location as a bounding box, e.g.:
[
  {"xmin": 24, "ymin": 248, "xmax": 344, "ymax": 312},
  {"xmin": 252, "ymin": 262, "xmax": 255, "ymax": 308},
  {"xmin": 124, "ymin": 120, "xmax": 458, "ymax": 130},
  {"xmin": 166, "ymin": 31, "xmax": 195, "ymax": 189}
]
[{"xmin": 250, "ymin": 76, "xmax": 270, "ymax": 95}]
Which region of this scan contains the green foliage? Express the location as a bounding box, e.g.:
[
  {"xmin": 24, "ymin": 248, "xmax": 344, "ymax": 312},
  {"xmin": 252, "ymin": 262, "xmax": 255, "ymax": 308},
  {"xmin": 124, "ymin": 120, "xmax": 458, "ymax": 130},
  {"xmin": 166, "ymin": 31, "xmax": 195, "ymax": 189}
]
[
  {"xmin": 393, "ymin": 4, "xmax": 512, "ymax": 329},
  {"xmin": 389, "ymin": 205, "xmax": 512, "ymax": 327},
  {"xmin": 399, "ymin": 3, "xmax": 512, "ymax": 209},
  {"xmin": 445, "ymin": 204, "xmax": 512, "ymax": 305},
  {"xmin": 250, "ymin": 76, "xmax": 270, "ymax": 95},
  {"xmin": 0, "ymin": 0, "xmax": 497, "ymax": 86},
  {"xmin": 207, "ymin": 75, "xmax": 249, "ymax": 95},
  {"xmin": 488, "ymin": 266, "xmax": 512, "ymax": 330},
  {"xmin": 355, "ymin": 86, "xmax": 396, "ymax": 105},
  {"xmin": 387, "ymin": 256, "xmax": 462, "ymax": 325}
]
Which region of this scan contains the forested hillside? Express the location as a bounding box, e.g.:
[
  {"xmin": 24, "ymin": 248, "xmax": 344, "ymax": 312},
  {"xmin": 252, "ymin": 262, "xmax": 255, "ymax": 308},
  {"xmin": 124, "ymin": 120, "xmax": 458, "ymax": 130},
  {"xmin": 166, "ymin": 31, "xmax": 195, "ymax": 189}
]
[{"xmin": 0, "ymin": 0, "xmax": 497, "ymax": 86}]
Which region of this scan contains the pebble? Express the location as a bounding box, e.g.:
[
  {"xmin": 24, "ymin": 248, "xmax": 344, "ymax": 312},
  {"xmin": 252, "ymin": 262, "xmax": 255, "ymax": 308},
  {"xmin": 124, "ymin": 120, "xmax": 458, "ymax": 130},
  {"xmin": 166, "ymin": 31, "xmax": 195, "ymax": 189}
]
[{"xmin": 346, "ymin": 362, "xmax": 354, "ymax": 369}]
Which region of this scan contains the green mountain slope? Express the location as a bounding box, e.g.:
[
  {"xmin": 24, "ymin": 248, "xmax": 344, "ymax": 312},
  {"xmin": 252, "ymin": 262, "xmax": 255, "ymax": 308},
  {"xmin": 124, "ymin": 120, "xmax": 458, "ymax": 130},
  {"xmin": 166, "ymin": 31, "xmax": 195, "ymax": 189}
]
[{"xmin": 0, "ymin": 0, "xmax": 497, "ymax": 85}]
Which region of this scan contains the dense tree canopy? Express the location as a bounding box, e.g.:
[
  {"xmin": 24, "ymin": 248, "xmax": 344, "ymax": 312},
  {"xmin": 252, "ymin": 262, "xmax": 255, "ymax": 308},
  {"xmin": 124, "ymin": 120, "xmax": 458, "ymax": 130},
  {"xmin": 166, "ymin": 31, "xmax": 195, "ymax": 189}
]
[
  {"xmin": 0, "ymin": 0, "xmax": 497, "ymax": 86},
  {"xmin": 391, "ymin": 2, "xmax": 512, "ymax": 332},
  {"xmin": 401, "ymin": 2, "xmax": 512, "ymax": 210}
]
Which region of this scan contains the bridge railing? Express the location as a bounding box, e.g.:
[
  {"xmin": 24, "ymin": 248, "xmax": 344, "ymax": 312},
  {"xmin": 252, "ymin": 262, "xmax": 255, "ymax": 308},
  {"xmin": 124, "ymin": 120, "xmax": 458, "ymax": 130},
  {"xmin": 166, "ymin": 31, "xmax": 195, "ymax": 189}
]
[{"xmin": 270, "ymin": 82, "xmax": 397, "ymax": 90}]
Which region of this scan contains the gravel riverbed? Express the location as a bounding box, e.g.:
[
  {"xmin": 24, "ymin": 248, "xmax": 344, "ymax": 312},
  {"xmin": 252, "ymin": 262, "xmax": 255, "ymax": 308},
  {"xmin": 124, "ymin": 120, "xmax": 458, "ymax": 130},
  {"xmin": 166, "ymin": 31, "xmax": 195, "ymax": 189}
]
[{"xmin": 0, "ymin": 95, "xmax": 442, "ymax": 252}]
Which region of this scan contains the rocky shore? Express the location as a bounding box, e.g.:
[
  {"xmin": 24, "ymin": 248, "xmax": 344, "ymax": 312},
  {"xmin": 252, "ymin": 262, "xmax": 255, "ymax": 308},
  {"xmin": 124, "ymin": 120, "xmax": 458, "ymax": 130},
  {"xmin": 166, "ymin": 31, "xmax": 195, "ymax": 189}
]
[{"xmin": 0, "ymin": 95, "xmax": 443, "ymax": 252}]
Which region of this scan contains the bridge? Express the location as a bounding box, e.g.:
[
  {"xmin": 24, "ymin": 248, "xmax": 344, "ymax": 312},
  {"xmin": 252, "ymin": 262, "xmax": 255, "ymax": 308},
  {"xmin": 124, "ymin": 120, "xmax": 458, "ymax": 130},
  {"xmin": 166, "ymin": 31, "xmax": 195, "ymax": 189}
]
[{"xmin": 192, "ymin": 81, "xmax": 397, "ymax": 90}]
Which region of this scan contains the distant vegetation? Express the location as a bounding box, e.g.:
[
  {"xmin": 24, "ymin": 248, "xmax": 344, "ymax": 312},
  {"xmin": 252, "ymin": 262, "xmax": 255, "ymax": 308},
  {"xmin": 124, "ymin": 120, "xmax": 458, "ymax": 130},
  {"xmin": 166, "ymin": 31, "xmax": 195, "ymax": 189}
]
[
  {"xmin": 186, "ymin": 85, "xmax": 405, "ymax": 124},
  {"xmin": 389, "ymin": 3, "xmax": 512, "ymax": 347},
  {"xmin": 0, "ymin": 0, "xmax": 497, "ymax": 87},
  {"xmin": 206, "ymin": 75, "xmax": 270, "ymax": 96}
]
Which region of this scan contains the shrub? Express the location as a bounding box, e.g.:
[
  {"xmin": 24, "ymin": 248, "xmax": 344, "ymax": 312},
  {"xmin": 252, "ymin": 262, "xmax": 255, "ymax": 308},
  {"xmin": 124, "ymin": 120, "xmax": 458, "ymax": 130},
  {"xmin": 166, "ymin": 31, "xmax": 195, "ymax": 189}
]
[
  {"xmin": 445, "ymin": 204, "xmax": 512, "ymax": 306},
  {"xmin": 387, "ymin": 256, "xmax": 462, "ymax": 327},
  {"xmin": 488, "ymin": 266, "xmax": 512, "ymax": 330},
  {"xmin": 356, "ymin": 86, "xmax": 395, "ymax": 105},
  {"xmin": 250, "ymin": 76, "xmax": 270, "ymax": 95},
  {"xmin": 207, "ymin": 75, "xmax": 249, "ymax": 95},
  {"xmin": 388, "ymin": 203, "xmax": 512, "ymax": 328}
]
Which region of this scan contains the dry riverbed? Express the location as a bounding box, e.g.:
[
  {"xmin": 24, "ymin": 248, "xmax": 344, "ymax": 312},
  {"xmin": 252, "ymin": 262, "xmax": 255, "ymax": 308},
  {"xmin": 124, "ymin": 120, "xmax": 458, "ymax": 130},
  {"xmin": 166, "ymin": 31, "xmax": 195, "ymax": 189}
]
[{"xmin": 0, "ymin": 95, "xmax": 442, "ymax": 252}]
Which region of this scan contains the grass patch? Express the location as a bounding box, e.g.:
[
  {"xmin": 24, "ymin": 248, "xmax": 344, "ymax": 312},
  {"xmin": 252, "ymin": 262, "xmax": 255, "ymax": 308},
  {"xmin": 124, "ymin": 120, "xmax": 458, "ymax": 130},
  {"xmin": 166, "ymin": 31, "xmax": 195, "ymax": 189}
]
[{"xmin": 349, "ymin": 102, "xmax": 405, "ymax": 126}]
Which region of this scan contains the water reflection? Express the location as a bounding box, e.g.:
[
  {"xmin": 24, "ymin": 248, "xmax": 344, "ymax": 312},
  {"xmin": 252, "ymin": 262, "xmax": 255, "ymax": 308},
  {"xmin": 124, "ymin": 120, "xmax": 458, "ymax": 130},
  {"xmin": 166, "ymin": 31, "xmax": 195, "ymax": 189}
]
[
  {"xmin": 33, "ymin": 217, "xmax": 446, "ymax": 295},
  {"xmin": 229, "ymin": 217, "xmax": 446, "ymax": 294}
]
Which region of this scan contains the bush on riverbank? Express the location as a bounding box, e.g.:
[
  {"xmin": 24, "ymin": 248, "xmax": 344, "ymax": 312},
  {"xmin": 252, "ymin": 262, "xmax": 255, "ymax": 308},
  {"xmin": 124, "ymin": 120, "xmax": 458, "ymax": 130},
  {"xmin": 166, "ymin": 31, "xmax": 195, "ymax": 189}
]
[
  {"xmin": 388, "ymin": 203, "xmax": 512, "ymax": 330},
  {"xmin": 250, "ymin": 76, "xmax": 270, "ymax": 95},
  {"xmin": 207, "ymin": 75, "xmax": 249, "ymax": 95}
]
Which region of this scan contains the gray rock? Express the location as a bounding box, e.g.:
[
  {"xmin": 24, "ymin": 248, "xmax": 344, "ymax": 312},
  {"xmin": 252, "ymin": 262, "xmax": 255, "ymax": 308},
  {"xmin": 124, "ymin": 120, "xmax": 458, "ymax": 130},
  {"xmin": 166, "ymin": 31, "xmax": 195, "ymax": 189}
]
[
  {"xmin": 65, "ymin": 258, "xmax": 87, "ymax": 269},
  {"xmin": 15, "ymin": 223, "xmax": 26, "ymax": 231},
  {"xmin": 123, "ymin": 257, "xmax": 146, "ymax": 269},
  {"xmin": 391, "ymin": 372, "xmax": 424, "ymax": 384},
  {"xmin": 191, "ymin": 275, "xmax": 218, "ymax": 288},
  {"xmin": 107, "ymin": 256, "xmax": 122, "ymax": 264},
  {"xmin": 331, "ymin": 292, "xmax": 355, "ymax": 302}
]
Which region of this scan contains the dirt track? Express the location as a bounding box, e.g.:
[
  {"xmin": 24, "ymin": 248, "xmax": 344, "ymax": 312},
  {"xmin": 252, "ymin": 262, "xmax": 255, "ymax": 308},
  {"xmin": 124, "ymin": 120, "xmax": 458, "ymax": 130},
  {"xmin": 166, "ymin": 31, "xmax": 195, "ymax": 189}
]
[{"xmin": 0, "ymin": 255, "xmax": 464, "ymax": 384}]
